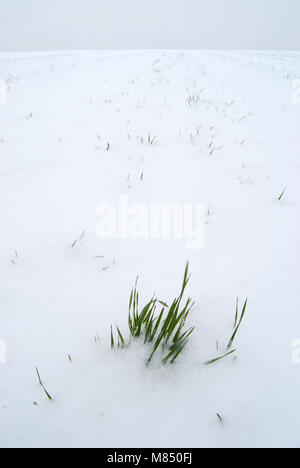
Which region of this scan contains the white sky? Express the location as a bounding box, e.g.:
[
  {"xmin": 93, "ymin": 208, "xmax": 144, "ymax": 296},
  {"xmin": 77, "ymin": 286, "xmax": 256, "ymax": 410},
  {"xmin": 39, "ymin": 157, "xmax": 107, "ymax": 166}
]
[{"xmin": 0, "ymin": 0, "xmax": 300, "ymax": 52}]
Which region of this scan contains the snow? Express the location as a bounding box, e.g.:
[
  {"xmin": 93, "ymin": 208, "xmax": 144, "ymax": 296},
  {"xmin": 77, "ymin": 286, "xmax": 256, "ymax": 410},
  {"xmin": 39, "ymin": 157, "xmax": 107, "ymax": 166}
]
[{"xmin": 0, "ymin": 50, "xmax": 299, "ymax": 448}]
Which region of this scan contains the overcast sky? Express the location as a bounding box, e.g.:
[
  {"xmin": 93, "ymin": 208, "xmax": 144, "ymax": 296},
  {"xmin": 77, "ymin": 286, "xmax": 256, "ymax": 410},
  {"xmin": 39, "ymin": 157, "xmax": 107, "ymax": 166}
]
[{"xmin": 0, "ymin": 0, "xmax": 300, "ymax": 52}]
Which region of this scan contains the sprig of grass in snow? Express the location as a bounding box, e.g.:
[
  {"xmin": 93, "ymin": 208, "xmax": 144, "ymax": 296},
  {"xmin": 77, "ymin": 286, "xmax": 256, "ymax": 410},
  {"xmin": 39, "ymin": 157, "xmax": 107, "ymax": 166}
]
[
  {"xmin": 110, "ymin": 325, "xmax": 115, "ymax": 349},
  {"xmin": 111, "ymin": 263, "xmax": 195, "ymax": 365},
  {"xmin": 204, "ymin": 349, "xmax": 236, "ymax": 366},
  {"xmin": 227, "ymin": 298, "xmax": 248, "ymax": 349},
  {"xmin": 186, "ymin": 94, "xmax": 201, "ymax": 108},
  {"xmin": 234, "ymin": 297, "xmax": 239, "ymax": 328},
  {"xmin": 11, "ymin": 250, "xmax": 18, "ymax": 265},
  {"xmin": 147, "ymin": 134, "xmax": 157, "ymax": 145},
  {"xmin": 71, "ymin": 230, "xmax": 85, "ymax": 248},
  {"xmin": 204, "ymin": 297, "xmax": 247, "ymax": 365},
  {"xmin": 116, "ymin": 325, "xmax": 125, "ymax": 348},
  {"xmin": 95, "ymin": 334, "xmax": 101, "ymax": 343},
  {"xmin": 138, "ymin": 134, "xmax": 158, "ymax": 145},
  {"xmin": 278, "ymin": 186, "xmax": 287, "ymax": 201},
  {"xmin": 36, "ymin": 367, "xmax": 52, "ymax": 401}
]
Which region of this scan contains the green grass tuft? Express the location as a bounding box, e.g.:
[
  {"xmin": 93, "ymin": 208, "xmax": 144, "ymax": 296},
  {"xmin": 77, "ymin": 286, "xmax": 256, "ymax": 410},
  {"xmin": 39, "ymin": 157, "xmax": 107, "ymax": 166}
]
[{"xmin": 111, "ymin": 263, "xmax": 195, "ymax": 365}]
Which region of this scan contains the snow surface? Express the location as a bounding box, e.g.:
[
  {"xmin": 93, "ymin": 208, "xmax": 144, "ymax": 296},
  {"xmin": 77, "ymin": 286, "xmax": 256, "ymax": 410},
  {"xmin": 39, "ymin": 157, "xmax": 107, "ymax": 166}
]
[{"xmin": 0, "ymin": 50, "xmax": 299, "ymax": 448}]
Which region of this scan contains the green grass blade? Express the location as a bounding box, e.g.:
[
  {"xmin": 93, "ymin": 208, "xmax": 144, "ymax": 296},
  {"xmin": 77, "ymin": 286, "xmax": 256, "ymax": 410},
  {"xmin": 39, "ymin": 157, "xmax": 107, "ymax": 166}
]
[
  {"xmin": 110, "ymin": 325, "xmax": 115, "ymax": 349},
  {"xmin": 36, "ymin": 367, "xmax": 53, "ymax": 401},
  {"xmin": 172, "ymin": 327, "xmax": 195, "ymax": 348},
  {"xmin": 180, "ymin": 262, "xmax": 191, "ymax": 298},
  {"xmin": 204, "ymin": 349, "xmax": 236, "ymax": 365},
  {"xmin": 129, "ymin": 290, "xmax": 133, "ymax": 312},
  {"xmin": 144, "ymin": 311, "xmax": 155, "ymax": 343},
  {"xmin": 157, "ymin": 301, "xmax": 169, "ymax": 308},
  {"xmin": 148, "ymin": 304, "xmax": 177, "ymax": 363},
  {"xmin": 162, "ymin": 338, "xmax": 188, "ymax": 364},
  {"xmin": 278, "ymin": 186, "xmax": 287, "ymax": 201},
  {"xmin": 128, "ymin": 313, "xmax": 134, "ymax": 336},
  {"xmin": 227, "ymin": 298, "xmax": 248, "ymax": 349},
  {"xmin": 234, "ymin": 297, "xmax": 239, "ymax": 328},
  {"xmin": 170, "ymin": 340, "xmax": 189, "ymax": 364},
  {"xmin": 172, "ymin": 300, "xmax": 194, "ymax": 343},
  {"xmin": 149, "ymin": 308, "xmax": 164, "ymax": 342},
  {"xmin": 116, "ymin": 326, "xmax": 125, "ymax": 347}
]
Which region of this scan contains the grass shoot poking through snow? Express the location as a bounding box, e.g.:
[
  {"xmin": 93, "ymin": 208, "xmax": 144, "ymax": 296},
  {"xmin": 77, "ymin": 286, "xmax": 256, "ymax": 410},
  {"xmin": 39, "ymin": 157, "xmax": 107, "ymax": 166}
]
[
  {"xmin": 36, "ymin": 367, "xmax": 52, "ymax": 401},
  {"xmin": 234, "ymin": 297, "xmax": 239, "ymax": 328},
  {"xmin": 227, "ymin": 298, "xmax": 248, "ymax": 349},
  {"xmin": 204, "ymin": 349, "xmax": 236, "ymax": 366},
  {"xmin": 204, "ymin": 297, "xmax": 248, "ymax": 365},
  {"xmin": 278, "ymin": 186, "xmax": 288, "ymax": 201},
  {"xmin": 71, "ymin": 230, "xmax": 85, "ymax": 249},
  {"xmin": 110, "ymin": 263, "xmax": 195, "ymax": 365}
]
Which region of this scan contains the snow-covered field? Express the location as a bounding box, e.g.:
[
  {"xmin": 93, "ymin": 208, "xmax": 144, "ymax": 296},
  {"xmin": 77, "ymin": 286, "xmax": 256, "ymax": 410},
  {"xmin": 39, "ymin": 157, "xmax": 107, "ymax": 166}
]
[{"xmin": 0, "ymin": 50, "xmax": 299, "ymax": 448}]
